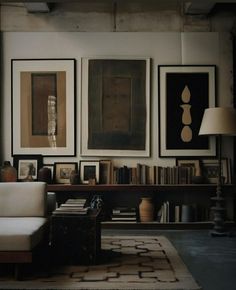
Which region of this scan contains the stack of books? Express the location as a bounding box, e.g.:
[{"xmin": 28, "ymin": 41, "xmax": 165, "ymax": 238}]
[
  {"xmin": 111, "ymin": 207, "xmax": 137, "ymax": 222},
  {"xmin": 53, "ymin": 198, "xmax": 88, "ymax": 215}
]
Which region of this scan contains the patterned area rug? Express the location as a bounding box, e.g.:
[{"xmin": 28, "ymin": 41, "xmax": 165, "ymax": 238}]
[{"xmin": 0, "ymin": 235, "xmax": 201, "ymax": 290}]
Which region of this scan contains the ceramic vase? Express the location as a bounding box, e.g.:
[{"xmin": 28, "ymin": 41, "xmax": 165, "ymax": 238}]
[
  {"xmin": 139, "ymin": 197, "xmax": 154, "ymax": 222},
  {"xmin": 0, "ymin": 161, "xmax": 17, "ymax": 182},
  {"xmin": 38, "ymin": 167, "xmax": 52, "ymax": 184}
]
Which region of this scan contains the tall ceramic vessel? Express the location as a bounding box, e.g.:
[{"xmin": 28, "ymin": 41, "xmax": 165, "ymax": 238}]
[{"xmin": 139, "ymin": 197, "xmax": 154, "ymax": 222}]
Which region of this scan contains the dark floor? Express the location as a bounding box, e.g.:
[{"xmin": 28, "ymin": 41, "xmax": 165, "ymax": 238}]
[{"xmin": 102, "ymin": 228, "xmax": 236, "ymax": 290}]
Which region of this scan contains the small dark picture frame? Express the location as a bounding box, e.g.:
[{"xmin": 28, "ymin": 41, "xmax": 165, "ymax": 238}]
[
  {"xmin": 13, "ymin": 154, "xmax": 43, "ymax": 181},
  {"xmin": 53, "ymin": 162, "xmax": 78, "ymax": 184},
  {"xmin": 80, "ymin": 161, "xmax": 100, "ymax": 184}
]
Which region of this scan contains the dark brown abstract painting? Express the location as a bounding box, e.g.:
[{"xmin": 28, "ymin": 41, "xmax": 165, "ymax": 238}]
[
  {"xmin": 20, "ymin": 71, "xmax": 66, "ymax": 148},
  {"xmin": 88, "ymin": 59, "xmax": 148, "ymax": 151}
]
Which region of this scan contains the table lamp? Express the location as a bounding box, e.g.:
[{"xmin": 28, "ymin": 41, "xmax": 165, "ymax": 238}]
[{"xmin": 199, "ymin": 107, "xmax": 236, "ymax": 236}]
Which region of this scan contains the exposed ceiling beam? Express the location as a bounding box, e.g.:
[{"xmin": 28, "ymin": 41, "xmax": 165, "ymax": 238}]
[
  {"xmin": 24, "ymin": 2, "xmax": 50, "ymax": 12},
  {"xmin": 184, "ymin": 1, "xmax": 216, "ymax": 15}
]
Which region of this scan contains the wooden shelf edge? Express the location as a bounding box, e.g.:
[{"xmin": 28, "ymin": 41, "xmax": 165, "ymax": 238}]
[{"xmin": 47, "ymin": 183, "xmax": 236, "ymax": 192}]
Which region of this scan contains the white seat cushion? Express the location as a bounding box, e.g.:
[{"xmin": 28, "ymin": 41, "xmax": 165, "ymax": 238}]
[{"xmin": 0, "ymin": 217, "xmax": 48, "ymax": 251}]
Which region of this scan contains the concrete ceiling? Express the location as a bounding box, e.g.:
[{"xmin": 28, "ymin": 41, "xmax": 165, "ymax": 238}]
[{"xmin": 1, "ymin": 0, "xmax": 236, "ymax": 15}]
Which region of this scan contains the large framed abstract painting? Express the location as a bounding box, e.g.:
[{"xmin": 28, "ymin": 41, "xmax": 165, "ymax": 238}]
[
  {"xmin": 81, "ymin": 57, "xmax": 150, "ymax": 157},
  {"xmin": 158, "ymin": 65, "xmax": 216, "ymax": 157},
  {"xmin": 11, "ymin": 59, "xmax": 76, "ymax": 156}
]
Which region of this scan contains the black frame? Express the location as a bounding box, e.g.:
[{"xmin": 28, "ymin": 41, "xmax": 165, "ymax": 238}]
[
  {"xmin": 53, "ymin": 162, "xmax": 78, "ymax": 184},
  {"xmin": 79, "ymin": 160, "xmax": 100, "ymax": 184},
  {"xmin": 158, "ymin": 64, "xmax": 216, "ymax": 157},
  {"xmin": 13, "ymin": 154, "xmax": 43, "ymax": 181}
]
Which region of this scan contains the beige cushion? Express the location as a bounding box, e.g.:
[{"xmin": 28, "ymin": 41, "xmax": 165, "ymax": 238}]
[
  {"xmin": 0, "ymin": 182, "xmax": 47, "ymax": 217},
  {"xmin": 0, "ymin": 217, "xmax": 48, "ymax": 251}
]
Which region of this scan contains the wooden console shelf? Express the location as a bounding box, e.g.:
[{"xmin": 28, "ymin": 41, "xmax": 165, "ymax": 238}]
[
  {"xmin": 47, "ymin": 184, "xmax": 236, "ymax": 229},
  {"xmin": 47, "ymin": 183, "xmax": 234, "ymax": 192}
]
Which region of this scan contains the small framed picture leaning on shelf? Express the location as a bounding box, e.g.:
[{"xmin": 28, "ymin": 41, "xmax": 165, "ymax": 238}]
[
  {"xmin": 201, "ymin": 158, "xmax": 231, "ymax": 184},
  {"xmin": 13, "ymin": 154, "xmax": 43, "ymax": 181},
  {"xmin": 176, "ymin": 157, "xmax": 231, "ymax": 184},
  {"xmin": 53, "ymin": 162, "xmax": 78, "ymax": 184},
  {"xmin": 176, "ymin": 159, "xmax": 200, "ymax": 175},
  {"xmin": 79, "ymin": 160, "xmax": 100, "ymax": 184},
  {"xmin": 176, "ymin": 159, "xmax": 202, "ymax": 184}
]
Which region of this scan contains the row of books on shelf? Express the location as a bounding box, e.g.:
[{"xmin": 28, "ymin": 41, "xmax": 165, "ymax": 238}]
[
  {"xmin": 111, "ymin": 164, "xmax": 196, "ymax": 185},
  {"xmin": 53, "ymin": 198, "xmax": 89, "ymax": 215}
]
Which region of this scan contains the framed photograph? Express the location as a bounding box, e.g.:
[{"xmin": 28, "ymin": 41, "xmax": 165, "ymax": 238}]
[
  {"xmin": 80, "ymin": 161, "xmax": 100, "ymax": 184},
  {"xmin": 53, "ymin": 162, "xmax": 78, "ymax": 184},
  {"xmin": 201, "ymin": 158, "xmax": 231, "ymax": 184},
  {"xmin": 81, "ymin": 57, "xmax": 150, "ymax": 157},
  {"xmin": 100, "ymin": 160, "xmax": 113, "ymax": 184},
  {"xmin": 11, "ymin": 58, "xmax": 76, "ymax": 156},
  {"xmin": 158, "ymin": 65, "xmax": 216, "ymax": 157},
  {"xmin": 176, "ymin": 159, "xmax": 200, "ymax": 173},
  {"xmin": 13, "ymin": 154, "xmax": 43, "ymax": 181}
]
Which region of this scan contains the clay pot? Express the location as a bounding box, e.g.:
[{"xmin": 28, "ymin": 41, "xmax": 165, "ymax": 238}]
[
  {"xmin": 0, "ymin": 161, "xmax": 17, "ymax": 182},
  {"xmin": 38, "ymin": 167, "xmax": 52, "ymax": 184},
  {"xmin": 139, "ymin": 197, "xmax": 154, "ymax": 222}
]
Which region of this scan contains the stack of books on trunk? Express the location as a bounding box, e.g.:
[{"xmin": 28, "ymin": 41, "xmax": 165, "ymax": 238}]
[
  {"xmin": 111, "ymin": 207, "xmax": 137, "ymax": 222},
  {"xmin": 53, "ymin": 198, "xmax": 88, "ymax": 215}
]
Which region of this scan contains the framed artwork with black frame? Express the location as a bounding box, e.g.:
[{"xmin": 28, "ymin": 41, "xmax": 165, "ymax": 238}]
[
  {"xmin": 11, "ymin": 58, "xmax": 76, "ymax": 156},
  {"xmin": 80, "ymin": 160, "xmax": 100, "ymax": 184},
  {"xmin": 158, "ymin": 65, "xmax": 216, "ymax": 157},
  {"xmin": 81, "ymin": 57, "xmax": 150, "ymax": 157},
  {"xmin": 13, "ymin": 154, "xmax": 43, "ymax": 181},
  {"xmin": 201, "ymin": 158, "xmax": 231, "ymax": 184},
  {"xmin": 53, "ymin": 162, "xmax": 78, "ymax": 184}
]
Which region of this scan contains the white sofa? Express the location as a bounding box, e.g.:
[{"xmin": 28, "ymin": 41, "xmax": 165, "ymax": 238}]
[{"xmin": 0, "ymin": 182, "xmax": 52, "ymax": 278}]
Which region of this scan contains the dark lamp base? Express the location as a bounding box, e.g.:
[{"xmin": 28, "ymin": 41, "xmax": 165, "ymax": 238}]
[{"xmin": 210, "ymin": 230, "xmax": 232, "ymax": 237}]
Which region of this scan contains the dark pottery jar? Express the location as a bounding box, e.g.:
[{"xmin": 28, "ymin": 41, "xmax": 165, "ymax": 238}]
[
  {"xmin": 70, "ymin": 170, "xmax": 80, "ymax": 185},
  {"xmin": 0, "ymin": 161, "xmax": 17, "ymax": 182},
  {"xmin": 38, "ymin": 167, "xmax": 52, "ymax": 184}
]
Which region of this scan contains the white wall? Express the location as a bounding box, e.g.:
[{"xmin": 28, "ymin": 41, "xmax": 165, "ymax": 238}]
[{"xmin": 1, "ymin": 31, "xmax": 234, "ymax": 168}]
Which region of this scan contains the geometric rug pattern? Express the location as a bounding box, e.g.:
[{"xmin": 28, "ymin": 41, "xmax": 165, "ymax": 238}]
[{"xmin": 0, "ymin": 236, "xmax": 202, "ymax": 290}]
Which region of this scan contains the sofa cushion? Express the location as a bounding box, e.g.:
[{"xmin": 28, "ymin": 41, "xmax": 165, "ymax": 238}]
[
  {"xmin": 0, "ymin": 217, "xmax": 48, "ymax": 251},
  {"xmin": 0, "ymin": 182, "xmax": 47, "ymax": 217}
]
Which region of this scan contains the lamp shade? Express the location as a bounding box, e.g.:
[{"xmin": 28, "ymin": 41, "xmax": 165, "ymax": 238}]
[{"xmin": 199, "ymin": 107, "xmax": 236, "ymax": 136}]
